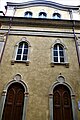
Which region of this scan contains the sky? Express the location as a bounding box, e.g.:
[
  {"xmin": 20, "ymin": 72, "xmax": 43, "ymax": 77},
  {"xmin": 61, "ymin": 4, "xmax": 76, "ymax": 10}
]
[{"xmin": 0, "ymin": 0, "xmax": 80, "ymax": 11}]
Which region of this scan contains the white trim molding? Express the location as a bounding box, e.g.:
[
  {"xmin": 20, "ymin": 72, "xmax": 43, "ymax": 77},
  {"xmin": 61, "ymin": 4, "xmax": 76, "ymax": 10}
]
[
  {"xmin": 51, "ymin": 39, "xmax": 69, "ymax": 67},
  {"xmin": 11, "ymin": 37, "xmax": 31, "ymax": 65}
]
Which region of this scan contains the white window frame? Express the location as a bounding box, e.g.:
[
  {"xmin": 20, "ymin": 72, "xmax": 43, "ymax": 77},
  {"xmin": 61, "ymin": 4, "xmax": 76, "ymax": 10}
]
[
  {"xmin": 15, "ymin": 42, "xmax": 28, "ymax": 62},
  {"xmin": 53, "ymin": 44, "xmax": 64, "ymax": 63},
  {"xmin": 11, "ymin": 37, "xmax": 31, "ymax": 65},
  {"xmin": 51, "ymin": 39, "xmax": 69, "ymax": 67}
]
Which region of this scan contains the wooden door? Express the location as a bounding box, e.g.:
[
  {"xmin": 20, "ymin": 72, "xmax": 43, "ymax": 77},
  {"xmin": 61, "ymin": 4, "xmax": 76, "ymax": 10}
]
[
  {"xmin": 53, "ymin": 85, "xmax": 73, "ymax": 120},
  {"xmin": 2, "ymin": 83, "xmax": 24, "ymax": 120}
]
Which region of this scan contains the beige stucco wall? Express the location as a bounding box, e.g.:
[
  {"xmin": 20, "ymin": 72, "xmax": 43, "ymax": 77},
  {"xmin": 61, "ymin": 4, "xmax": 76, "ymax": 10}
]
[{"xmin": 0, "ymin": 23, "xmax": 80, "ymax": 119}]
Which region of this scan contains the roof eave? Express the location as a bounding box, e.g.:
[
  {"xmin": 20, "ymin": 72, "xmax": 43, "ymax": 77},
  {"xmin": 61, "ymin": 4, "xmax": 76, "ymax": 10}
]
[{"xmin": 6, "ymin": 0, "xmax": 80, "ymax": 11}]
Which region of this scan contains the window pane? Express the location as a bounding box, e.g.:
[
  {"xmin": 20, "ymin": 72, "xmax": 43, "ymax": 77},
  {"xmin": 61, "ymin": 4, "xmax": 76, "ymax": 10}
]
[
  {"xmin": 54, "ymin": 57, "xmax": 58, "ymax": 62},
  {"xmin": 54, "ymin": 45, "xmax": 57, "ymax": 50},
  {"xmin": 53, "ymin": 15, "xmax": 58, "ymax": 19},
  {"xmin": 24, "ymin": 44, "xmax": 28, "ymax": 48},
  {"xmin": 59, "ymin": 50, "xmax": 64, "ymax": 56},
  {"xmin": 59, "ymin": 46, "xmax": 63, "ymax": 50},
  {"xmin": 17, "ymin": 49, "xmax": 22, "ymax": 54},
  {"xmin": 23, "ymin": 49, "xmax": 28, "ymax": 54},
  {"xmin": 22, "ymin": 55, "xmax": 27, "ymax": 60},
  {"xmin": 39, "ymin": 12, "xmax": 47, "ymax": 18},
  {"xmin": 54, "ymin": 50, "xmax": 58, "ymax": 56},
  {"xmin": 16, "ymin": 55, "xmax": 21, "ymax": 60},
  {"xmin": 60, "ymin": 57, "xmax": 64, "ymax": 62},
  {"xmin": 19, "ymin": 43, "xmax": 23, "ymax": 48}
]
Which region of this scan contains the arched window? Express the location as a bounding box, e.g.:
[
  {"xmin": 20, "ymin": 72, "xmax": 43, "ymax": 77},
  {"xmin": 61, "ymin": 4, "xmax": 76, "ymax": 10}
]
[
  {"xmin": 39, "ymin": 12, "xmax": 47, "ymax": 18},
  {"xmin": 24, "ymin": 11, "xmax": 32, "ymax": 18},
  {"xmin": 51, "ymin": 40, "xmax": 69, "ymax": 67},
  {"xmin": 53, "ymin": 13, "xmax": 61, "ymax": 19},
  {"xmin": 53, "ymin": 44, "xmax": 64, "ymax": 63},
  {"xmin": 11, "ymin": 38, "xmax": 31, "ymax": 65},
  {"xmin": 16, "ymin": 41, "xmax": 28, "ymax": 61}
]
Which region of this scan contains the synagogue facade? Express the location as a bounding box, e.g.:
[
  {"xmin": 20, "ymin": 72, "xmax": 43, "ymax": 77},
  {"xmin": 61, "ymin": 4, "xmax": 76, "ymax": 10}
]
[{"xmin": 0, "ymin": 0, "xmax": 80, "ymax": 120}]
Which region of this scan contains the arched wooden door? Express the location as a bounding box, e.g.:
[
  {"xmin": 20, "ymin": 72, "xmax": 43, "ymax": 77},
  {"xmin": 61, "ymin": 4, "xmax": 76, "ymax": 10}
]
[
  {"xmin": 53, "ymin": 84, "xmax": 73, "ymax": 120},
  {"xmin": 2, "ymin": 83, "xmax": 24, "ymax": 120}
]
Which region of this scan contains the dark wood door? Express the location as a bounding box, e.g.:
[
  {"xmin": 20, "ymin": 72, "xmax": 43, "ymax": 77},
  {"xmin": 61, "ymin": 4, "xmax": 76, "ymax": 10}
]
[
  {"xmin": 53, "ymin": 85, "xmax": 73, "ymax": 120},
  {"xmin": 2, "ymin": 83, "xmax": 24, "ymax": 120}
]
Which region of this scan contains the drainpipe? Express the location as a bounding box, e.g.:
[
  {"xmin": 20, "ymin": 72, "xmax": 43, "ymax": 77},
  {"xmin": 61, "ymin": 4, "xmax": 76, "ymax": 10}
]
[
  {"xmin": 0, "ymin": 7, "xmax": 16, "ymax": 63},
  {"xmin": 72, "ymin": 20, "xmax": 80, "ymax": 66},
  {"xmin": 69, "ymin": 9, "xmax": 73, "ymax": 20}
]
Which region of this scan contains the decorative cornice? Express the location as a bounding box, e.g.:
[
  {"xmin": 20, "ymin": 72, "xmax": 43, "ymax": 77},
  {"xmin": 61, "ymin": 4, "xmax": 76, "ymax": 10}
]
[
  {"xmin": 0, "ymin": 16, "xmax": 80, "ymax": 37},
  {"xmin": 0, "ymin": 29, "xmax": 80, "ymax": 38},
  {"xmin": 6, "ymin": 0, "xmax": 80, "ymax": 11}
]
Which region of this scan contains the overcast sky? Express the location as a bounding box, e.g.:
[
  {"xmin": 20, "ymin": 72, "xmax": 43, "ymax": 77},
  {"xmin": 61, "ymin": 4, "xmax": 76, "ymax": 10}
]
[{"xmin": 0, "ymin": 0, "xmax": 80, "ymax": 11}]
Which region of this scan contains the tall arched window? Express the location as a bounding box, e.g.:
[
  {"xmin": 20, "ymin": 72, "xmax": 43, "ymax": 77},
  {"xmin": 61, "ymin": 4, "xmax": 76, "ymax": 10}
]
[
  {"xmin": 24, "ymin": 11, "xmax": 32, "ymax": 18},
  {"xmin": 53, "ymin": 44, "xmax": 64, "ymax": 63},
  {"xmin": 16, "ymin": 42, "xmax": 28, "ymax": 61},
  {"xmin": 51, "ymin": 40, "xmax": 69, "ymax": 67},
  {"xmin": 11, "ymin": 38, "xmax": 31, "ymax": 65},
  {"xmin": 39, "ymin": 12, "xmax": 47, "ymax": 18}
]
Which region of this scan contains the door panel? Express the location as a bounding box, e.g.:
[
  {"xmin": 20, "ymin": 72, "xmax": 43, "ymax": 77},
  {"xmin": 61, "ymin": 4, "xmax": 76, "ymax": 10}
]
[
  {"xmin": 53, "ymin": 91, "xmax": 62, "ymax": 120},
  {"xmin": 63, "ymin": 91, "xmax": 72, "ymax": 120},
  {"xmin": 13, "ymin": 89, "xmax": 24, "ymax": 120},
  {"xmin": 2, "ymin": 83, "xmax": 24, "ymax": 120},
  {"xmin": 53, "ymin": 85, "xmax": 73, "ymax": 120}
]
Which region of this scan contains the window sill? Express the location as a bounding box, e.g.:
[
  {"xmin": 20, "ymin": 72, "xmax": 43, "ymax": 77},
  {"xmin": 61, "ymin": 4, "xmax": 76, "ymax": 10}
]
[
  {"xmin": 11, "ymin": 60, "xmax": 30, "ymax": 66},
  {"xmin": 50, "ymin": 62, "xmax": 69, "ymax": 68}
]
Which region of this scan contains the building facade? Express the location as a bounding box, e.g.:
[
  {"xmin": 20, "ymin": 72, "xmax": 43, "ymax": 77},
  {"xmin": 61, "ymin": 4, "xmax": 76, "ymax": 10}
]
[{"xmin": 0, "ymin": 0, "xmax": 80, "ymax": 120}]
